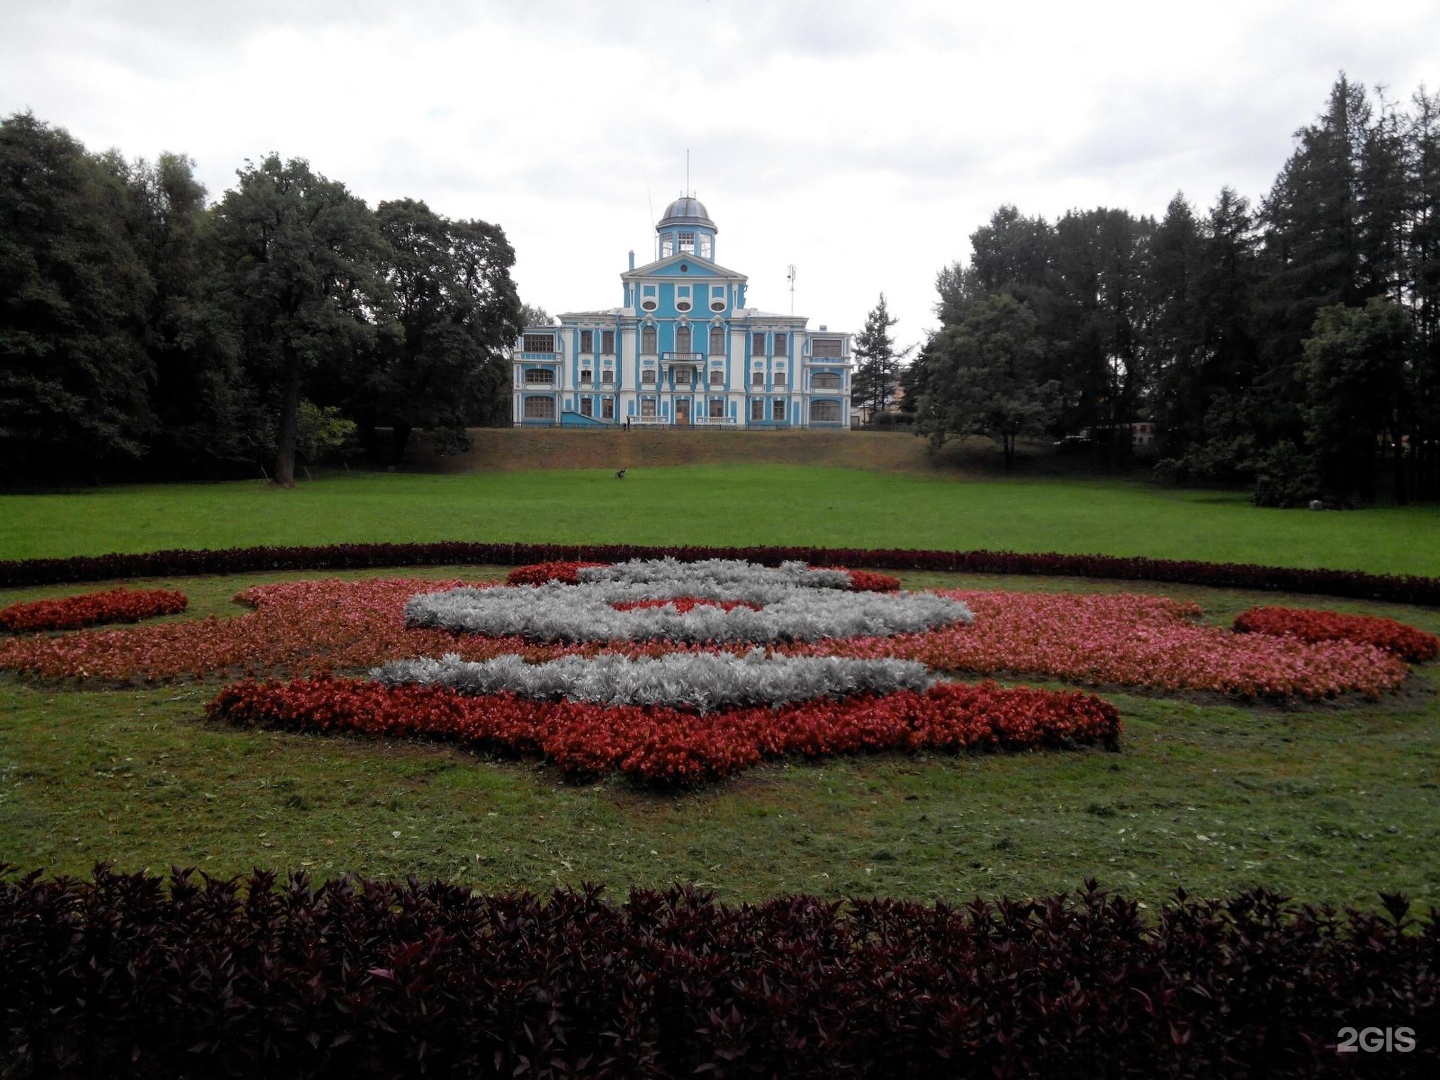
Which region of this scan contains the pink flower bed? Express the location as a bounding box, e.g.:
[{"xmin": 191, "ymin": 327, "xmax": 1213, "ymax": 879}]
[
  {"xmin": 209, "ymin": 676, "xmax": 1121, "ymax": 784},
  {"xmin": 1233, "ymin": 606, "xmax": 1439, "ymax": 663},
  {"xmin": 0, "ymin": 578, "xmax": 1411, "ymax": 699},
  {"xmin": 799, "ymin": 590, "xmax": 1410, "ymax": 699},
  {"xmin": 0, "ymin": 587, "xmax": 187, "ymax": 633}
]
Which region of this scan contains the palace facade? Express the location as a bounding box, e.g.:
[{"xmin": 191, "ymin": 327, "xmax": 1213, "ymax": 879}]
[{"xmin": 512, "ymin": 196, "xmax": 852, "ymax": 428}]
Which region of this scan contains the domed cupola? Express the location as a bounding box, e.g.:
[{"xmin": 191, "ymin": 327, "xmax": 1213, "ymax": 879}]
[{"xmin": 656, "ymin": 195, "xmax": 718, "ymax": 261}]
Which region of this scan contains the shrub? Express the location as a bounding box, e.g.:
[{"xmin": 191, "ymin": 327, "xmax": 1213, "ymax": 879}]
[{"xmin": 1, "ymin": 868, "xmax": 1434, "ymax": 1079}]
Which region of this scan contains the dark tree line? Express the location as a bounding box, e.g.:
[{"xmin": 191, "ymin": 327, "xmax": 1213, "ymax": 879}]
[
  {"xmin": 0, "ymin": 112, "xmax": 523, "ymax": 487},
  {"xmin": 907, "ymin": 76, "xmax": 1440, "ymax": 505}
]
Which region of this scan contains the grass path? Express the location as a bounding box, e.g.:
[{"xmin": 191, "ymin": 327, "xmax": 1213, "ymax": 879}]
[{"xmin": 4, "ymin": 465, "xmax": 1439, "ymax": 576}]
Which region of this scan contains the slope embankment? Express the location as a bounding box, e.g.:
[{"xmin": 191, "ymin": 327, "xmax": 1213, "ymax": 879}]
[{"xmin": 441, "ymin": 428, "xmax": 950, "ymax": 473}]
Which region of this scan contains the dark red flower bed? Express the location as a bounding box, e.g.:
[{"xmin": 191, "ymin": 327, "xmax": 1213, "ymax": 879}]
[
  {"xmin": 2, "ymin": 868, "xmax": 1434, "ymax": 1079},
  {"xmin": 208, "ymin": 676, "xmax": 1122, "ymax": 784},
  {"xmin": 505, "ymin": 560, "xmax": 606, "ymax": 585},
  {"xmin": 5, "ymin": 541, "xmax": 1435, "ymax": 605},
  {"xmin": 611, "ymin": 597, "xmax": 761, "ymax": 613},
  {"xmin": 1234, "ymin": 606, "xmax": 1440, "ymax": 663},
  {"xmin": 0, "ymin": 587, "xmax": 187, "ymax": 633}
]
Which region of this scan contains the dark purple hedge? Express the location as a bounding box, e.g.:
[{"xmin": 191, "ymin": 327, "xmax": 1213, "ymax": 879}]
[
  {"xmin": 2, "ymin": 541, "xmax": 1438, "ymax": 605},
  {"xmin": 1, "ymin": 867, "xmax": 1435, "ymax": 1078}
]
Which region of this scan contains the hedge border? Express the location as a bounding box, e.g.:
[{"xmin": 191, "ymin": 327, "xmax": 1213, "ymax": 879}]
[{"xmin": 1, "ymin": 541, "xmax": 1438, "ymax": 605}]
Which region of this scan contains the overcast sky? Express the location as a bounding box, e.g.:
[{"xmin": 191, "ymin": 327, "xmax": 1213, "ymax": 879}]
[{"xmin": 3, "ymin": 0, "xmax": 1438, "ymax": 344}]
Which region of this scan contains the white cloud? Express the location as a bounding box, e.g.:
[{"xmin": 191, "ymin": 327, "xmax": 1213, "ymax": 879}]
[{"xmin": 2, "ymin": 0, "xmax": 1438, "ymax": 338}]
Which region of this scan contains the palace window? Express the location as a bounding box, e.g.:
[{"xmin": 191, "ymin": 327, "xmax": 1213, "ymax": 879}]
[
  {"xmin": 812, "ymin": 337, "xmax": 843, "ymax": 358},
  {"xmin": 773, "ymin": 371, "xmax": 786, "ymax": 387},
  {"xmin": 524, "ymin": 368, "xmax": 555, "ymax": 385},
  {"xmin": 699, "ymin": 235, "xmax": 713, "ymax": 259},
  {"xmin": 601, "ymin": 397, "xmax": 615, "ymax": 420},
  {"xmin": 751, "ymin": 398, "xmax": 765, "ymax": 421},
  {"xmin": 674, "ymin": 367, "xmax": 692, "ymax": 386},
  {"xmin": 772, "ymin": 398, "xmax": 786, "ymax": 422},
  {"xmin": 602, "ymin": 330, "xmax": 615, "ymax": 354},
  {"xmin": 812, "ymin": 400, "xmax": 842, "ymax": 422},
  {"xmin": 709, "ymin": 397, "xmax": 725, "ymax": 419},
  {"xmin": 641, "ymin": 285, "xmax": 658, "ymax": 312},
  {"xmin": 641, "ymin": 326, "xmax": 657, "ymax": 354},
  {"xmin": 601, "ymin": 369, "xmax": 614, "ymax": 385},
  {"xmin": 579, "ymin": 330, "xmax": 593, "ymax": 353},
  {"xmin": 709, "ymin": 325, "xmax": 725, "ymax": 353},
  {"xmin": 676, "ymin": 284, "xmax": 692, "ymax": 312},
  {"xmin": 640, "ymin": 369, "xmax": 657, "ymax": 386},
  {"xmin": 523, "ymin": 396, "xmax": 555, "ymax": 420},
  {"xmin": 812, "ymin": 372, "xmax": 842, "ymax": 390},
  {"xmin": 579, "ymin": 368, "xmax": 592, "ymax": 384},
  {"xmin": 676, "ymin": 325, "xmax": 692, "ymax": 352},
  {"xmin": 641, "ymin": 398, "xmax": 657, "ymax": 418},
  {"xmin": 709, "ymin": 369, "xmax": 724, "ymax": 386},
  {"xmin": 751, "ymin": 332, "xmax": 765, "ymax": 355},
  {"xmin": 775, "ymin": 333, "xmax": 788, "ymax": 357},
  {"xmin": 751, "ymin": 370, "xmax": 764, "ymax": 386},
  {"xmin": 523, "ymin": 333, "xmax": 555, "ymax": 353},
  {"xmin": 679, "ymin": 230, "xmax": 696, "ymax": 253},
  {"xmin": 579, "ymin": 398, "xmax": 593, "ymax": 417}
]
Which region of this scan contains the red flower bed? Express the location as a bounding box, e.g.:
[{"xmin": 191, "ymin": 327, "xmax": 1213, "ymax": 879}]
[
  {"xmin": 208, "ymin": 676, "xmax": 1121, "ymax": 783},
  {"xmin": 611, "ymin": 597, "xmax": 762, "ymax": 613},
  {"xmin": 1233, "ymin": 606, "xmax": 1440, "ymax": 663},
  {"xmin": 844, "ymin": 569, "xmax": 902, "ymax": 592},
  {"xmin": 506, "ymin": 561, "xmax": 606, "ymax": 586},
  {"xmin": 0, "ymin": 587, "xmax": 187, "ymax": 633}
]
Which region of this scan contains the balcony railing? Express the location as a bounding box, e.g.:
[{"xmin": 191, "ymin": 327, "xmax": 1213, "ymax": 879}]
[
  {"xmin": 661, "ymin": 351, "xmax": 703, "ymax": 363},
  {"xmin": 694, "ymin": 415, "xmax": 737, "ymax": 426}
]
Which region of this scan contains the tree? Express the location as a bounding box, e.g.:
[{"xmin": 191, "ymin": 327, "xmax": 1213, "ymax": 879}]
[
  {"xmin": 1300, "ymin": 298, "xmax": 1411, "ymax": 503},
  {"xmin": 915, "ymin": 293, "xmax": 1055, "ymax": 467},
  {"xmin": 103, "ymin": 151, "xmax": 258, "ymax": 474},
  {"xmin": 0, "ymin": 112, "xmax": 155, "ymax": 481},
  {"xmin": 519, "ymin": 302, "xmax": 555, "ymax": 326},
  {"xmin": 851, "ymin": 293, "xmax": 908, "ymax": 421},
  {"xmin": 355, "ymin": 198, "xmax": 522, "ymax": 462},
  {"xmin": 212, "ymin": 155, "xmax": 383, "ymax": 487}
]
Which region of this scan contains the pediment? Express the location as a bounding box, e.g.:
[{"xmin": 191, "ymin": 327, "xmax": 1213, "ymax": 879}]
[{"xmin": 623, "ymin": 252, "xmax": 746, "ymax": 283}]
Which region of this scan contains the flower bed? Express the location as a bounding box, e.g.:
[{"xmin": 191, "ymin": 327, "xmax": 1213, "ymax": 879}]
[
  {"xmin": 803, "ymin": 590, "xmax": 1411, "ymax": 699},
  {"xmin": 0, "ymin": 587, "xmax": 187, "ymax": 633},
  {"xmin": 0, "ymin": 577, "xmax": 1413, "ymax": 698},
  {"xmin": 208, "ymin": 676, "xmax": 1122, "ymax": 783},
  {"xmin": 373, "ymin": 652, "xmax": 935, "ymax": 711},
  {"xmin": 404, "ymin": 578, "xmax": 971, "ymax": 644},
  {"xmin": 1234, "ymin": 605, "xmax": 1440, "ymax": 663}
]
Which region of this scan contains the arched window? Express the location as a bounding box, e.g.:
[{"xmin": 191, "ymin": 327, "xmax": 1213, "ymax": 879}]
[
  {"xmin": 641, "ymin": 326, "xmax": 657, "ymax": 354},
  {"xmin": 676, "ymin": 325, "xmax": 692, "ymax": 353},
  {"xmin": 709, "ymin": 325, "xmax": 725, "ymax": 354}
]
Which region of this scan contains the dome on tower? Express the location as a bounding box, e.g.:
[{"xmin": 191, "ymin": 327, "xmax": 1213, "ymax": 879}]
[{"xmin": 658, "ymin": 196, "xmax": 716, "ymax": 231}]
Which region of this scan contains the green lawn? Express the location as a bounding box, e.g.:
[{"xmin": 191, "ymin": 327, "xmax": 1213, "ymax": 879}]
[
  {"xmin": 3, "ymin": 465, "xmax": 1439, "ymax": 576},
  {"xmin": 2, "ymin": 468, "xmax": 1438, "ymax": 912}
]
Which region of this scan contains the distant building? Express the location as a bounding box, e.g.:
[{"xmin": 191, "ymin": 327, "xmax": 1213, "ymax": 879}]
[{"xmin": 512, "ymin": 196, "xmax": 852, "ymax": 429}]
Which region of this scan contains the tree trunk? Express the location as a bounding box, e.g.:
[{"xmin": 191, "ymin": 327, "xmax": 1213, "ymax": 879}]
[
  {"xmin": 391, "ymin": 421, "xmax": 412, "ymax": 466},
  {"xmin": 273, "ymin": 366, "xmax": 302, "ymax": 488}
]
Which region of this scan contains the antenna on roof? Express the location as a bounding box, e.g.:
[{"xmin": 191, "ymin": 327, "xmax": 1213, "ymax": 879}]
[
  {"xmin": 643, "ymin": 163, "xmax": 655, "ymax": 232},
  {"xmin": 787, "ymin": 264, "xmax": 797, "ymax": 315},
  {"xmin": 686, "ymin": 149, "xmax": 690, "ymax": 196}
]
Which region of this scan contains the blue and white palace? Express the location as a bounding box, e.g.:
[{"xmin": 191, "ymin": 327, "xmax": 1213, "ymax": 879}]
[{"xmin": 512, "ymin": 196, "xmax": 852, "ymax": 428}]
